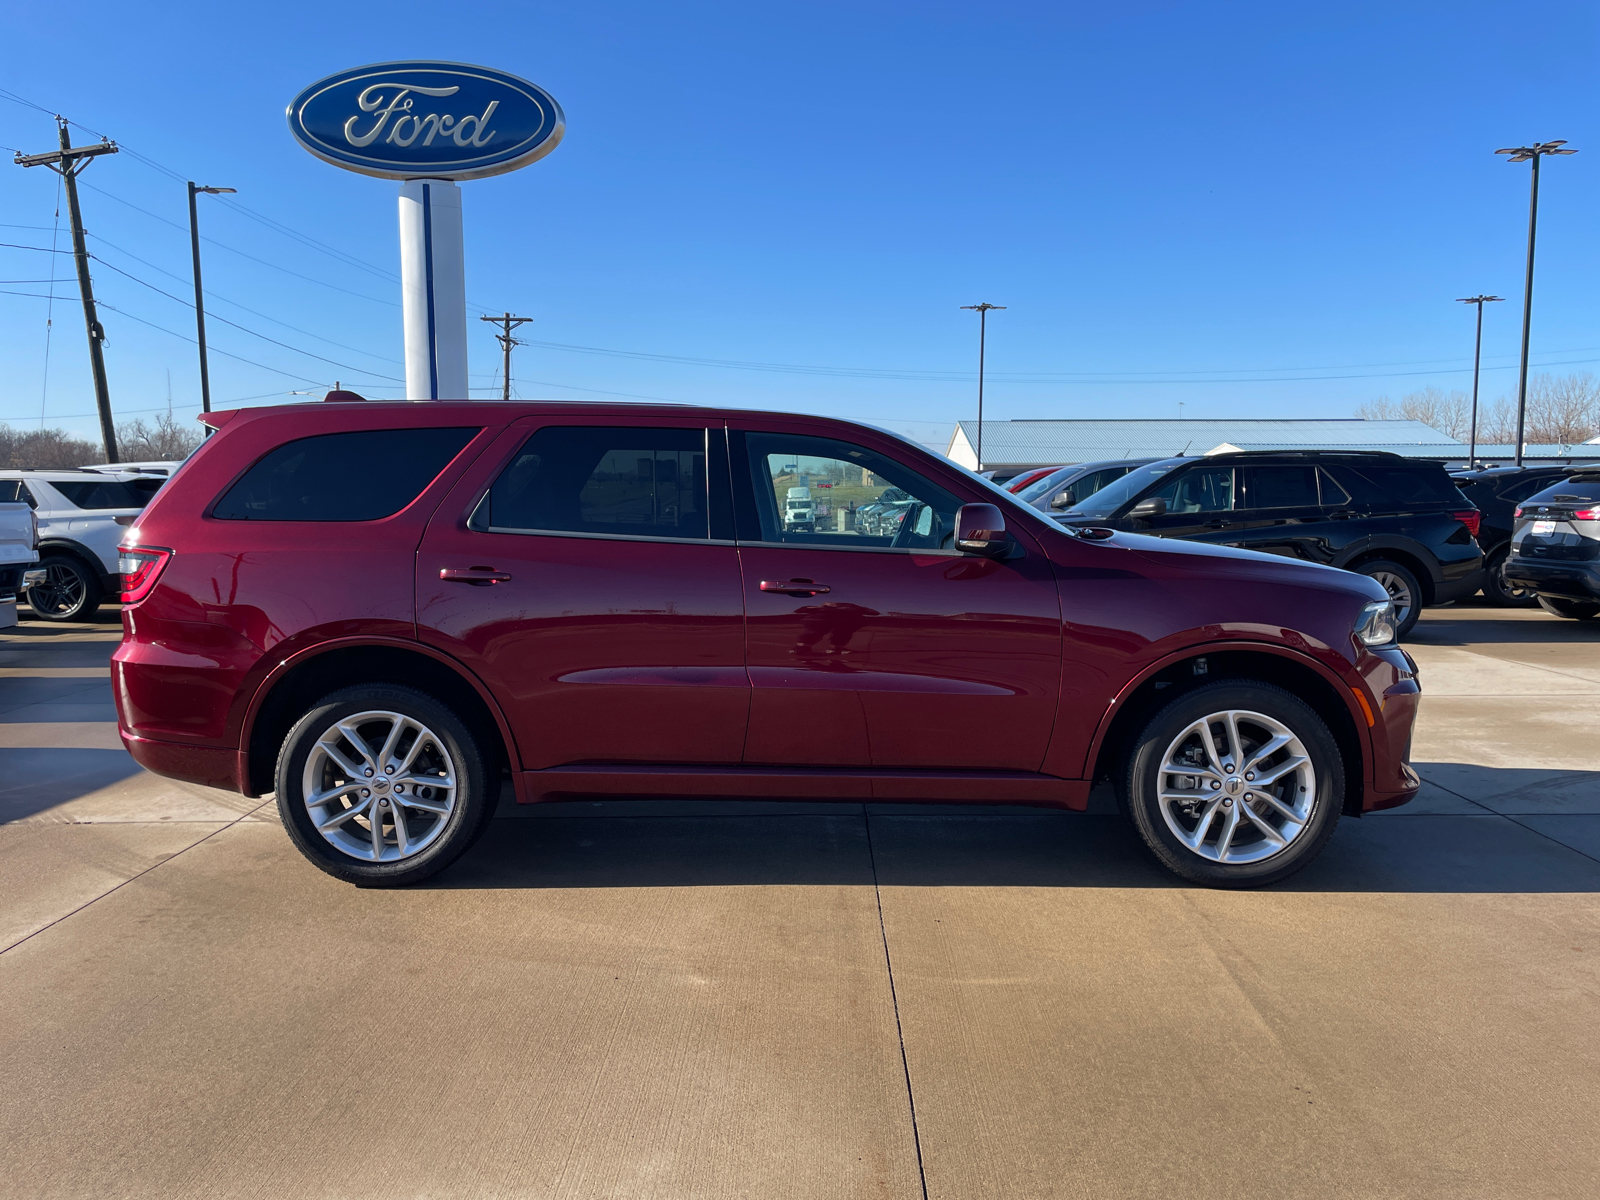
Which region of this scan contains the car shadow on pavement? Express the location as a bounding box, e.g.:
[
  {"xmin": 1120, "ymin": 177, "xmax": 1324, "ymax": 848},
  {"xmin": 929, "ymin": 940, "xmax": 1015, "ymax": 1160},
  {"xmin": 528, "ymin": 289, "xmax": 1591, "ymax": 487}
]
[
  {"xmin": 1405, "ymin": 616, "xmax": 1600, "ymax": 646},
  {"xmin": 430, "ymin": 762, "xmax": 1600, "ymax": 893}
]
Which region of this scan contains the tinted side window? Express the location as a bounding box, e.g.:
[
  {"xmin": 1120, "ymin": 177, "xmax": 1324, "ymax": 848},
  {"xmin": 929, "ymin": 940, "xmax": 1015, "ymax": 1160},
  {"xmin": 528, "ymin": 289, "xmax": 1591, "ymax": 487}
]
[
  {"xmin": 476, "ymin": 426, "xmax": 711, "ymax": 540},
  {"xmin": 1342, "ymin": 465, "xmax": 1457, "ymax": 507},
  {"xmin": 1147, "ymin": 466, "xmax": 1234, "ymax": 513},
  {"xmin": 1317, "ymin": 468, "xmax": 1351, "ymax": 506},
  {"xmin": 0, "ymin": 481, "xmax": 36, "ymax": 508},
  {"xmin": 50, "ymin": 479, "xmax": 156, "ymax": 510},
  {"xmin": 1502, "ymin": 475, "xmax": 1562, "ymax": 504},
  {"xmin": 1245, "ymin": 466, "xmax": 1318, "ymax": 509},
  {"xmin": 213, "ymin": 427, "xmax": 478, "ymax": 521}
]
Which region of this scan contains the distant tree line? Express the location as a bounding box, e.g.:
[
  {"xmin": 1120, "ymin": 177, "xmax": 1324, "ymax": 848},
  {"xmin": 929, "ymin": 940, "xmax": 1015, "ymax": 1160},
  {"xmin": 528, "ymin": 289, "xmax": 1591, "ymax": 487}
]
[
  {"xmin": 0, "ymin": 412, "xmax": 205, "ymax": 469},
  {"xmin": 1358, "ymin": 372, "xmax": 1600, "ymax": 446}
]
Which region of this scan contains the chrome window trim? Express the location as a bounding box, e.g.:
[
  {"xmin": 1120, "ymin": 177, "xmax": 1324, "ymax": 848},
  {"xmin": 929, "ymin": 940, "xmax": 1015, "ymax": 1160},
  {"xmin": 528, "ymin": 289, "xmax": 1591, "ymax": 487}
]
[{"xmin": 481, "ymin": 525, "xmax": 732, "ymax": 546}]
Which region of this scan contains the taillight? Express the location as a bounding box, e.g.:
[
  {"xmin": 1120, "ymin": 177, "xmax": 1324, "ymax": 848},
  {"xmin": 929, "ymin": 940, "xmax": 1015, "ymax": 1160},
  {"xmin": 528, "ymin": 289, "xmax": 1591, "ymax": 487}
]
[
  {"xmin": 1513, "ymin": 507, "xmax": 1523, "ymax": 518},
  {"xmin": 1452, "ymin": 509, "xmax": 1481, "ymax": 537},
  {"xmin": 1575, "ymin": 508, "xmax": 1599, "ymax": 521},
  {"xmin": 118, "ymin": 547, "xmax": 171, "ymax": 604}
]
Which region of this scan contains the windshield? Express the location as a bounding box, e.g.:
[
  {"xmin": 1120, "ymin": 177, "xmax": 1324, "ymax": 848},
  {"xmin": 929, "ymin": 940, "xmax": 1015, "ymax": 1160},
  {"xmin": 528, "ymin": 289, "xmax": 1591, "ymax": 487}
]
[
  {"xmin": 1059, "ymin": 460, "xmax": 1183, "ymax": 520},
  {"xmin": 1015, "ymin": 466, "xmax": 1076, "ymax": 504}
]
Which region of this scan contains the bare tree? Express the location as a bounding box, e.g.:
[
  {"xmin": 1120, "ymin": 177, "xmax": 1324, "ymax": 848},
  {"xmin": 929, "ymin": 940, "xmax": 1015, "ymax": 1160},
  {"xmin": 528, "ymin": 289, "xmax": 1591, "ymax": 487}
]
[
  {"xmin": 0, "ymin": 425, "xmax": 105, "ymax": 469},
  {"xmin": 116, "ymin": 412, "xmax": 205, "ymax": 461},
  {"xmin": 1525, "ymin": 373, "xmax": 1600, "ymax": 446},
  {"xmin": 1356, "ymin": 387, "xmax": 1470, "ymax": 439}
]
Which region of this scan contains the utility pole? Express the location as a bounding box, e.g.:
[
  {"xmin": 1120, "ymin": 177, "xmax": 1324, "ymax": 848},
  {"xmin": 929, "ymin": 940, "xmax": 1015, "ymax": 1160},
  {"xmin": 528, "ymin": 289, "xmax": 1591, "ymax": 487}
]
[
  {"xmin": 480, "ymin": 313, "xmax": 532, "ymax": 400},
  {"xmin": 1455, "ymin": 295, "xmax": 1504, "ymax": 467},
  {"xmin": 960, "ymin": 303, "xmax": 1005, "ymax": 473},
  {"xmin": 188, "ymin": 182, "xmax": 236, "ymax": 412},
  {"xmin": 1496, "ymin": 140, "xmax": 1577, "ymax": 466},
  {"xmin": 15, "ymin": 121, "xmax": 120, "ymax": 462}
]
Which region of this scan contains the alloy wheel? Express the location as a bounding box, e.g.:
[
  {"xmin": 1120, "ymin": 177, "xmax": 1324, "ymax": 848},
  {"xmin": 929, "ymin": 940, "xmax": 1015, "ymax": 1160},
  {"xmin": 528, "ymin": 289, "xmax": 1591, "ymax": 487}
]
[
  {"xmin": 301, "ymin": 709, "xmax": 458, "ymax": 862},
  {"xmin": 1155, "ymin": 708, "xmax": 1317, "ymax": 864},
  {"xmin": 29, "ymin": 563, "xmax": 87, "ymax": 618},
  {"xmin": 1369, "ymin": 570, "xmax": 1414, "ymax": 628}
]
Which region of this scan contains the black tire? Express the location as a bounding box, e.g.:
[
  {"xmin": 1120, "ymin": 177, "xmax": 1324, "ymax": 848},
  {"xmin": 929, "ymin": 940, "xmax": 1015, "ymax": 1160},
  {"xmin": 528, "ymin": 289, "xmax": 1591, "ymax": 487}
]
[
  {"xmin": 1120, "ymin": 680, "xmax": 1344, "ymax": 888},
  {"xmin": 1482, "ymin": 546, "xmax": 1537, "ymax": 607},
  {"xmin": 1537, "ymin": 595, "xmax": 1600, "ymax": 621},
  {"xmin": 25, "ymin": 554, "xmax": 101, "ymax": 622},
  {"xmin": 276, "ymin": 684, "xmax": 496, "ymax": 886},
  {"xmin": 1353, "ymin": 559, "xmax": 1423, "ymax": 637}
]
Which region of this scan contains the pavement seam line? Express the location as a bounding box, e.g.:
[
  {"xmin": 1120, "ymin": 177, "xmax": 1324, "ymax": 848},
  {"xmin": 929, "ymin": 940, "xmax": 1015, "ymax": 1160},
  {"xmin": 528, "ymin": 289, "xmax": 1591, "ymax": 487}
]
[
  {"xmin": 863, "ymin": 809, "xmax": 931, "ymax": 1200},
  {"xmin": 0, "ymin": 796, "xmax": 277, "ymax": 957},
  {"xmin": 1448, "ymin": 644, "xmax": 1600, "ymax": 690},
  {"xmin": 1500, "ymin": 814, "xmax": 1600, "ymax": 865}
]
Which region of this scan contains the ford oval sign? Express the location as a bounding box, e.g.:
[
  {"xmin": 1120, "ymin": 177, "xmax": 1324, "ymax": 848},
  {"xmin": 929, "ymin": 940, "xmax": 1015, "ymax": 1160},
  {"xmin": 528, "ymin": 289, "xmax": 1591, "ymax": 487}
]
[{"xmin": 287, "ymin": 61, "xmax": 564, "ymax": 181}]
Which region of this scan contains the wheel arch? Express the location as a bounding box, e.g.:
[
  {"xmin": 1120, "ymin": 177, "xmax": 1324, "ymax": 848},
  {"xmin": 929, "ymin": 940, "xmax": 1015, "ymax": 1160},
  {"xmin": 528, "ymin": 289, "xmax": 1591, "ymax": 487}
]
[
  {"xmin": 1087, "ymin": 644, "xmax": 1369, "ymax": 817},
  {"xmin": 36, "ymin": 538, "xmax": 111, "ymax": 583},
  {"xmin": 241, "ymin": 639, "xmax": 518, "ymax": 798}
]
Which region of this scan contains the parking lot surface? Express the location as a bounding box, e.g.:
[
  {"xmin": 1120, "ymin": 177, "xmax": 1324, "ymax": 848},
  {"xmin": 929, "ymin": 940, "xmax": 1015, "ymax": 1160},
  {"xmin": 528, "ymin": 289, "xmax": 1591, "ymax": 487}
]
[{"xmin": 2, "ymin": 606, "xmax": 1598, "ymax": 1198}]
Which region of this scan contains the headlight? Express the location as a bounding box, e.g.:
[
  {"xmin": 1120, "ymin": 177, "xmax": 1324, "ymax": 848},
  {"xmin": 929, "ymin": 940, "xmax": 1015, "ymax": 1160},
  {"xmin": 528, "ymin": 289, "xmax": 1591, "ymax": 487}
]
[{"xmin": 1354, "ymin": 599, "xmax": 1398, "ymax": 647}]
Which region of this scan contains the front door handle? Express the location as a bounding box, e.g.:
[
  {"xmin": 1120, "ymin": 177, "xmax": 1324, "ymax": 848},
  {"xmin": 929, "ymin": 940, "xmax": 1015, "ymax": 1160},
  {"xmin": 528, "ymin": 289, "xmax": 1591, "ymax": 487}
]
[
  {"xmin": 441, "ymin": 566, "xmax": 512, "ymax": 585},
  {"xmin": 1205, "ymin": 519, "xmax": 1229, "ymax": 529},
  {"xmin": 760, "ymin": 579, "xmax": 831, "ymax": 597}
]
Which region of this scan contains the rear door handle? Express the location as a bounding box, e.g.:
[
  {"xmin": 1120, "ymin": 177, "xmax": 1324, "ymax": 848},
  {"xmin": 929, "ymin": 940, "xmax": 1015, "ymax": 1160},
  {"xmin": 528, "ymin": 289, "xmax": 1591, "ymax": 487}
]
[
  {"xmin": 1205, "ymin": 519, "xmax": 1229, "ymax": 529},
  {"xmin": 760, "ymin": 579, "xmax": 831, "ymax": 596},
  {"xmin": 441, "ymin": 567, "xmax": 512, "ymax": 585}
]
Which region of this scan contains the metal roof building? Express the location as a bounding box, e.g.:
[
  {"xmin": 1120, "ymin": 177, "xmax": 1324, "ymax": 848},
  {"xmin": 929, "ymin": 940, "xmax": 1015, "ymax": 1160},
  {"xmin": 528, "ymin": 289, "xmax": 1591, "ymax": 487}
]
[{"xmin": 945, "ymin": 419, "xmax": 1463, "ymax": 471}]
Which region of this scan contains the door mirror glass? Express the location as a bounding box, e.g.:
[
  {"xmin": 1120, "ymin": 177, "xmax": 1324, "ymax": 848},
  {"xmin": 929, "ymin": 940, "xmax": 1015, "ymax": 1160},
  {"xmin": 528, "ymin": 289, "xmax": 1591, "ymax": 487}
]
[
  {"xmin": 1128, "ymin": 496, "xmax": 1168, "ymax": 518},
  {"xmin": 954, "ymin": 503, "xmax": 1008, "ymax": 556}
]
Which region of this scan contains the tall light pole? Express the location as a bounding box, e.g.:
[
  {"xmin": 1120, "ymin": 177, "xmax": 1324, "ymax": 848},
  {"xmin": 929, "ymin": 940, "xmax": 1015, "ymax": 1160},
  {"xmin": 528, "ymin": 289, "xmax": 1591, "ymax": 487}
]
[
  {"xmin": 1495, "ymin": 140, "xmax": 1576, "ymax": 466},
  {"xmin": 1454, "ymin": 295, "xmax": 1503, "ymax": 467},
  {"xmin": 960, "ymin": 303, "xmax": 1005, "ymax": 472},
  {"xmin": 187, "ymin": 182, "xmax": 236, "ymax": 413}
]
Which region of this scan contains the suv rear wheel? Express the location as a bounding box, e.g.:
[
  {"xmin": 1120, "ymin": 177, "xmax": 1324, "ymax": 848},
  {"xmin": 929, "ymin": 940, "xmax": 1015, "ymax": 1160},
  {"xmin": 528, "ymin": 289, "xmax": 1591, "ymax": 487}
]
[
  {"xmin": 25, "ymin": 555, "xmax": 101, "ymax": 622},
  {"xmin": 276, "ymin": 685, "xmax": 497, "ymax": 886},
  {"xmin": 1354, "ymin": 559, "xmax": 1422, "ymax": 636},
  {"xmin": 1482, "ymin": 546, "xmax": 1537, "ymax": 607},
  {"xmin": 1537, "ymin": 596, "xmax": 1600, "ymax": 621},
  {"xmin": 1120, "ymin": 681, "xmax": 1343, "ymax": 888}
]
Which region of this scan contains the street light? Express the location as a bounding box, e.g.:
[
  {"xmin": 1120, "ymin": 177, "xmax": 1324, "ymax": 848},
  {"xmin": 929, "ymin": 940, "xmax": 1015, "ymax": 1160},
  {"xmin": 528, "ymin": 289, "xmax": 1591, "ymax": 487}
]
[
  {"xmin": 960, "ymin": 303, "xmax": 1005, "ymax": 472},
  {"xmin": 187, "ymin": 182, "xmax": 236, "ymax": 413},
  {"xmin": 1495, "ymin": 140, "xmax": 1576, "ymax": 466},
  {"xmin": 1455, "ymin": 295, "xmax": 1504, "ymax": 467}
]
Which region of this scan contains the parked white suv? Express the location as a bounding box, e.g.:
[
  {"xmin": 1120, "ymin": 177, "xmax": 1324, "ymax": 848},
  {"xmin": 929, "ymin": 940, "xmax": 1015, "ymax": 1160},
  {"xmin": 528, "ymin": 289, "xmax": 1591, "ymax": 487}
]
[{"xmin": 0, "ymin": 466, "xmax": 178, "ymax": 621}]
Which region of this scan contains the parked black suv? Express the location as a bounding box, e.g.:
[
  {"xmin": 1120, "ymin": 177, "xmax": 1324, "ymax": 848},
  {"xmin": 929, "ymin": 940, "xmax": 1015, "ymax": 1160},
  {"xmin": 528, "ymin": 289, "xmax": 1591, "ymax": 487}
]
[
  {"xmin": 1501, "ymin": 471, "xmax": 1600, "ymax": 619},
  {"xmin": 1451, "ymin": 466, "xmax": 1577, "ymax": 606},
  {"xmin": 1056, "ymin": 451, "xmax": 1483, "ymax": 635}
]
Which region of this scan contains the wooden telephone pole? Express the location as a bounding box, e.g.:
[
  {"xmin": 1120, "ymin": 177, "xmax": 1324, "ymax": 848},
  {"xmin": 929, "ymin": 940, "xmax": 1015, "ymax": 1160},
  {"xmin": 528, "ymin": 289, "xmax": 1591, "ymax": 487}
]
[
  {"xmin": 15, "ymin": 121, "xmax": 120, "ymax": 462},
  {"xmin": 480, "ymin": 313, "xmax": 532, "ymax": 400}
]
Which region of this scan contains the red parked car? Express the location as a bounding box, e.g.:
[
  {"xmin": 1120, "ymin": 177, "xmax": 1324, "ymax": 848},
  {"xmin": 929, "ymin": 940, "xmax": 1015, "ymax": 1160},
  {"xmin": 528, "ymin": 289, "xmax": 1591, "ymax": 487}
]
[{"xmin": 113, "ymin": 401, "xmax": 1420, "ymax": 888}]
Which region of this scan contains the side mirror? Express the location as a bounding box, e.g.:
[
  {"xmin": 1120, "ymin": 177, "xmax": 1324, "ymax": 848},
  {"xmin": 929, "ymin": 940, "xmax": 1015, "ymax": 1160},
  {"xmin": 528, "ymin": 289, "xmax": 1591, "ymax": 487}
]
[
  {"xmin": 954, "ymin": 503, "xmax": 1008, "ymax": 557},
  {"xmin": 1049, "ymin": 490, "xmax": 1073, "ymax": 510},
  {"xmin": 1128, "ymin": 496, "xmax": 1167, "ymax": 519}
]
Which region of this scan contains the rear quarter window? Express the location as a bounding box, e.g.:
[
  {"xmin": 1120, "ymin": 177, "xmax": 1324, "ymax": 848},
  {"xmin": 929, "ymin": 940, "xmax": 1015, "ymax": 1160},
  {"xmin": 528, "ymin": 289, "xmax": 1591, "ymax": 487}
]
[
  {"xmin": 1335, "ymin": 464, "xmax": 1458, "ymax": 508},
  {"xmin": 49, "ymin": 479, "xmax": 159, "ymax": 510},
  {"xmin": 212, "ymin": 427, "xmax": 479, "ymax": 521}
]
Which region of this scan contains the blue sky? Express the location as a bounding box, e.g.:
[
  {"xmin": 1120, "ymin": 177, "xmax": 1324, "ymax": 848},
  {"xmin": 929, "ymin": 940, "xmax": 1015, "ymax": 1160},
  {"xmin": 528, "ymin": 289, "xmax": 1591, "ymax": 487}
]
[{"xmin": 1, "ymin": 1, "xmax": 1596, "ymax": 445}]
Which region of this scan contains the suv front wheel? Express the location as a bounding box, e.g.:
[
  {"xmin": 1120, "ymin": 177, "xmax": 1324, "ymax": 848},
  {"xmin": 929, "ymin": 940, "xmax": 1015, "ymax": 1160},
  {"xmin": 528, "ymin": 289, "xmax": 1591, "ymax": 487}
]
[
  {"xmin": 1353, "ymin": 559, "xmax": 1422, "ymax": 636},
  {"xmin": 26, "ymin": 555, "xmax": 101, "ymax": 622},
  {"xmin": 1121, "ymin": 681, "xmax": 1344, "ymax": 888},
  {"xmin": 276, "ymin": 685, "xmax": 497, "ymax": 886}
]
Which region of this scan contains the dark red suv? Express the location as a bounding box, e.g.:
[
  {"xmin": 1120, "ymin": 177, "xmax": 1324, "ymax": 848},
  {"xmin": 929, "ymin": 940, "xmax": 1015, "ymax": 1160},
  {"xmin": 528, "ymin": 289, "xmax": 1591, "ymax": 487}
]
[{"xmin": 114, "ymin": 401, "xmax": 1420, "ymax": 888}]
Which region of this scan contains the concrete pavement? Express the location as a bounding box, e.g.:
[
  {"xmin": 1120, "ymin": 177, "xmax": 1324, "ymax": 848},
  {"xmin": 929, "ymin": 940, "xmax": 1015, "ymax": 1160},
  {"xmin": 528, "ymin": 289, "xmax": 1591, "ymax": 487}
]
[{"xmin": 1, "ymin": 605, "xmax": 1598, "ymax": 1198}]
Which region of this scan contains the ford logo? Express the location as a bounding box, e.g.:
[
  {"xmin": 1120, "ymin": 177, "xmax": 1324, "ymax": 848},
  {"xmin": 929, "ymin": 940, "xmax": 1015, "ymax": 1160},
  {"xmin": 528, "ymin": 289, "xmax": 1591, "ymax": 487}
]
[{"xmin": 287, "ymin": 61, "xmax": 564, "ymax": 181}]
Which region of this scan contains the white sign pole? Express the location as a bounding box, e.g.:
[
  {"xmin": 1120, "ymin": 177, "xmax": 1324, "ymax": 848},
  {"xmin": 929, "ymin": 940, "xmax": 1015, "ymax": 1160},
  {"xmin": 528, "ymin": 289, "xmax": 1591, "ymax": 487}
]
[{"xmin": 398, "ymin": 179, "xmax": 469, "ymax": 400}]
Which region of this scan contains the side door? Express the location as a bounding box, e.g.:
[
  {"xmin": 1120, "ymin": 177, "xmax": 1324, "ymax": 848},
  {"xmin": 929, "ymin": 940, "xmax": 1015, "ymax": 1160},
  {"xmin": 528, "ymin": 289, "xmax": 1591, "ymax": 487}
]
[
  {"xmin": 730, "ymin": 425, "xmax": 1062, "ymax": 771},
  {"xmin": 1126, "ymin": 464, "xmax": 1241, "ymax": 543},
  {"xmin": 417, "ymin": 420, "xmax": 750, "ymax": 770},
  {"xmin": 1228, "ymin": 463, "xmax": 1328, "ymax": 559}
]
